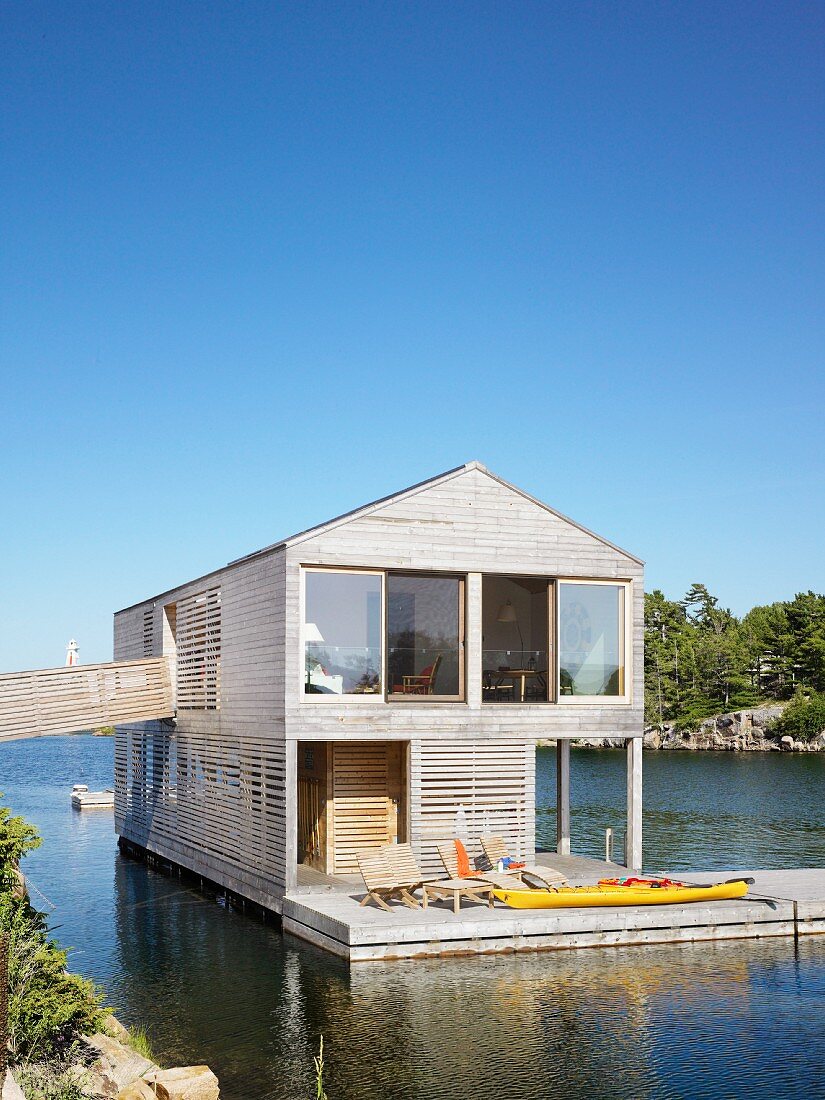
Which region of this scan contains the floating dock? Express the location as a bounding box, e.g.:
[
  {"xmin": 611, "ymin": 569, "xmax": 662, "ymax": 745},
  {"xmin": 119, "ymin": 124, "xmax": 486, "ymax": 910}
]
[
  {"xmin": 71, "ymin": 785, "xmax": 115, "ymax": 809},
  {"xmin": 282, "ymin": 853, "xmax": 825, "ymax": 962}
]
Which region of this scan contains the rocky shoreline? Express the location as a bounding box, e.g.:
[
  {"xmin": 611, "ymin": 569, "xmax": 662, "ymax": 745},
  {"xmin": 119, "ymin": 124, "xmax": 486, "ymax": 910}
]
[
  {"xmin": 543, "ymin": 707, "xmax": 825, "ymax": 753},
  {"xmin": 3, "ymin": 1017, "xmax": 220, "ymax": 1099},
  {"xmin": 642, "ymin": 706, "xmax": 825, "ymax": 752}
]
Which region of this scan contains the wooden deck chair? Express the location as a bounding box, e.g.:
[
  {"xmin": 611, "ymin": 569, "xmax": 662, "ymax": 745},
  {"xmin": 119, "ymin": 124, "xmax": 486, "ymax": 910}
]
[
  {"xmin": 396, "ymin": 654, "xmax": 443, "ymax": 695},
  {"xmin": 356, "ymin": 846, "xmax": 422, "ymax": 912},
  {"xmin": 387, "ymin": 842, "xmax": 495, "ymax": 915},
  {"xmin": 480, "ymin": 835, "xmax": 568, "ymax": 888},
  {"xmin": 435, "ymin": 839, "xmax": 529, "ymax": 893},
  {"xmin": 358, "ymin": 843, "xmax": 494, "ymax": 915}
]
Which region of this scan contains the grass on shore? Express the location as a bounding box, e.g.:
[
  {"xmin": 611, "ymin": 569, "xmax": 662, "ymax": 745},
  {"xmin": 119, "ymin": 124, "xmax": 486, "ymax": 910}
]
[{"xmin": 127, "ymin": 1026, "xmax": 157, "ymax": 1064}]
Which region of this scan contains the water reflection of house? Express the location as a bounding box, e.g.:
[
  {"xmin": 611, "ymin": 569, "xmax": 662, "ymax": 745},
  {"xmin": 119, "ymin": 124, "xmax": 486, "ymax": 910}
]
[{"xmin": 114, "ymin": 461, "xmax": 644, "ymax": 910}]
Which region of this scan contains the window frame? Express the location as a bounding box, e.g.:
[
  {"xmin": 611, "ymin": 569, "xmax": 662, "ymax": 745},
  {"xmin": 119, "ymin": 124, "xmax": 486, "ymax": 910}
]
[
  {"xmin": 385, "ymin": 570, "xmax": 466, "ymax": 703},
  {"xmin": 555, "ymin": 578, "xmax": 632, "ymax": 705},
  {"xmin": 301, "ymin": 566, "xmax": 386, "ymax": 702},
  {"xmin": 481, "ymin": 573, "xmax": 559, "ymax": 706},
  {"xmin": 300, "ymin": 566, "xmax": 468, "ymax": 704}
]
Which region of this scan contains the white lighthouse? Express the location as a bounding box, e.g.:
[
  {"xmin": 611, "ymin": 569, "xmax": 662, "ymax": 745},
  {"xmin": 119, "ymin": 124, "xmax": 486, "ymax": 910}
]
[{"xmin": 65, "ymin": 639, "xmax": 79, "ymax": 667}]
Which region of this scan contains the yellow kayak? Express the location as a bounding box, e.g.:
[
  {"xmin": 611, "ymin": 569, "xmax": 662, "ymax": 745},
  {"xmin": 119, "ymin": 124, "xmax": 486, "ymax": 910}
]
[{"xmin": 492, "ymin": 876, "xmax": 754, "ymax": 909}]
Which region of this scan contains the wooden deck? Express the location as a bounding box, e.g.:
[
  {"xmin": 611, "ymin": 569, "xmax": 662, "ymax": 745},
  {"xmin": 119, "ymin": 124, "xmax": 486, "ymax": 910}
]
[{"xmin": 283, "ymin": 853, "xmax": 825, "ymax": 962}]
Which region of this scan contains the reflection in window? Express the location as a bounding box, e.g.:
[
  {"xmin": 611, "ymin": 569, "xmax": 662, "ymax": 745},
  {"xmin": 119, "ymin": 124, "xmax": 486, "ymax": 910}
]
[
  {"xmin": 387, "ymin": 574, "xmax": 463, "ymax": 698},
  {"xmin": 304, "ymin": 571, "xmax": 382, "ymax": 695},
  {"xmin": 558, "ymin": 583, "xmax": 625, "ymax": 696}
]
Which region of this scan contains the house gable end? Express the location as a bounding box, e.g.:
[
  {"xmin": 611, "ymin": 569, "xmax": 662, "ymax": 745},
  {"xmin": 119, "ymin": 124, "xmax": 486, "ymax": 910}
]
[{"xmin": 289, "ymin": 464, "xmax": 642, "ymax": 575}]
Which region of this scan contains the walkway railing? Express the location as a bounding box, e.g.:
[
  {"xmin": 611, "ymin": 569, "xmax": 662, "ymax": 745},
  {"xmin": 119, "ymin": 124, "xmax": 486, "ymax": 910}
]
[{"xmin": 0, "ymin": 657, "xmax": 174, "ymax": 742}]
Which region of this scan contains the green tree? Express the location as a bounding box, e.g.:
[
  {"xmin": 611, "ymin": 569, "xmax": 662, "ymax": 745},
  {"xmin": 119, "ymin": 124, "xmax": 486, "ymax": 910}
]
[
  {"xmin": 644, "ymin": 591, "xmax": 689, "ymax": 727},
  {"xmin": 786, "ymin": 591, "xmax": 825, "ymax": 692},
  {"xmin": 0, "ymin": 798, "xmax": 40, "ymax": 887}
]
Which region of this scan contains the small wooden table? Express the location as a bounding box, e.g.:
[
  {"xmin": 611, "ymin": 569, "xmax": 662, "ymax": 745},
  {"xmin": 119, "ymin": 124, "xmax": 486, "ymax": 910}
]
[
  {"xmin": 421, "ymin": 879, "xmax": 495, "ymax": 914},
  {"xmin": 500, "ymin": 668, "xmax": 542, "ymax": 703}
]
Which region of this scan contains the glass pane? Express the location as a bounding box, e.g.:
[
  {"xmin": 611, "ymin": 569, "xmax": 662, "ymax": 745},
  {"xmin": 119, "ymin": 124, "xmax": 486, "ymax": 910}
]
[
  {"xmin": 304, "ymin": 572, "xmax": 382, "ymax": 695},
  {"xmin": 481, "ymin": 576, "xmax": 549, "ymax": 702},
  {"xmin": 558, "ymin": 583, "xmax": 625, "ymax": 697},
  {"xmin": 388, "ymin": 574, "xmax": 462, "ymax": 697}
]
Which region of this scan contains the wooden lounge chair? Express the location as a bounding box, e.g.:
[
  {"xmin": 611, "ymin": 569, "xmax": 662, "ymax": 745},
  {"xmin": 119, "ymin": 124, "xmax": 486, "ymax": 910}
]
[
  {"xmin": 356, "ymin": 846, "xmax": 423, "ymax": 912},
  {"xmin": 480, "ymin": 835, "xmax": 568, "ymax": 889},
  {"xmin": 435, "ymin": 839, "xmax": 529, "ymax": 893},
  {"xmin": 357, "ymin": 843, "xmax": 494, "ymax": 915},
  {"xmin": 390, "ymin": 842, "xmax": 494, "ymax": 914}
]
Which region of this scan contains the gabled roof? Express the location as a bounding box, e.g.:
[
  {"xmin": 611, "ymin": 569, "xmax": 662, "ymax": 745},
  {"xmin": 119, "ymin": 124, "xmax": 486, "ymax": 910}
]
[
  {"xmin": 228, "ymin": 460, "xmax": 644, "ymax": 566},
  {"xmin": 118, "ymin": 460, "xmax": 642, "ymax": 613}
]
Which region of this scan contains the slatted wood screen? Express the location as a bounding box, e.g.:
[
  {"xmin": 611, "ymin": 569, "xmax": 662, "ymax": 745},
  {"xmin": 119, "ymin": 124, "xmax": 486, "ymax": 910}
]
[
  {"xmin": 0, "ymin": 658, "xmax": 174, "ymax": 742},
  {"xmin": 297, "ymin": 776, "xmax": 322, "ymax": 864},
  {"xmin": 332, "ymin": 742, "xmax": 392, "ymax": 874},
  {"xmin": 142, "ymin": 609, "xmax": 154, "ymax": 657},
  {"xmin": 115, "ymin": 723, "xmax": 289, "ymax": 891},
  {"xmin": 176, "ymin": 588, "xmax": 221, "ymax": 710},
  {"xmin": 411, "ymin": 739, "xmax": 535, "ymax": 877}
]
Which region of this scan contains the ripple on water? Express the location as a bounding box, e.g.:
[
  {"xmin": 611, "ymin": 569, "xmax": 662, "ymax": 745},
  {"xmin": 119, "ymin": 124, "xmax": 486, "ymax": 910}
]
[{"xmin": 1, "ymin": 736, "xmax": 825, "ymax": 1100}]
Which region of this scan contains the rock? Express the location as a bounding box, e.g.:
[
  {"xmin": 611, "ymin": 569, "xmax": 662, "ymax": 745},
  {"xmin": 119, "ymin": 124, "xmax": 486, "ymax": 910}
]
[
  {"xmin": 643, "ymin": 729, "xmax": 661, "ymax": 750},
  {"xmin": 811, "ymin": 731, "xmax": 825, "ymax": 750},
  {"xmin": 793, "ymin": 740, "xmax": 806, "ymax": 753},
  {"xmin": 780, "ymin": 735, "xmax": 794, "ymax": 751},
  {"xmin": 750, "ymin": 706, "xmax": 785, "ymax": 729},
  {"xmin": 143, "ymin": 1066, "xmax": 220, "ymax": 1100},
  {"xmin": 87, "ymin": 1033, "xmax": 156, "ymax": 1092},
  {"xmin": 104, "ymin": 1014, "xmax": 133, "ymax": 1044},
  {"xmin": 3, "ymin": 1069, "xmax": 26, "ymax": 1100},
  {"xmin": 117, "ymin": 1082, "xmax": 157, "ymax": 1100}
]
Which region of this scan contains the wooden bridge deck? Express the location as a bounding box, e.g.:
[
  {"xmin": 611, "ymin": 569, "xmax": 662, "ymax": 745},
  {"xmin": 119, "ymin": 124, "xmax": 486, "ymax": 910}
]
[
  {"xmin": 283, "ymin": 854, "xmax": 825, "ymax": 962},
  {"xmin": 0, "ymin": 657, "xmax": 174, "ymax": 741}
]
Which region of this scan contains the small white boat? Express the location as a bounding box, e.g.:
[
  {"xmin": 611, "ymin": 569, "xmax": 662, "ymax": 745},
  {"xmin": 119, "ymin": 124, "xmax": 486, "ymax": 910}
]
[{"xmin": 71, "ymin": 784, "xmax": 114, "ymax": 810}]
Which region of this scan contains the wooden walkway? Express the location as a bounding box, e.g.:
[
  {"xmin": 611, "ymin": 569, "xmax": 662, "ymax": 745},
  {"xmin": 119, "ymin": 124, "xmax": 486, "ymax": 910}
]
[
  {"xmin": 283, "ymin": 853, "xmax": 825, "ymax": 962},
  {"xmin": 0, "ymin": 657, "xmax": 174, "ymax": 741}
]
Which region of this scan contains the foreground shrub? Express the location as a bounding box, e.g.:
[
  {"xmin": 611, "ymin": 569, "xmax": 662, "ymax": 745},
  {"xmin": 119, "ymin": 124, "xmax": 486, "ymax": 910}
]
[
  {"xmin": 16, "ymin": 1060, "xmax": 91, "ymax": 1100},
  {"xmin": 776, "ymin": 692, "xmax": 825, "ymax": 742},
  {"xmin": 1, "ymin": 796, "xmax": 106, "ymax": 1064}
]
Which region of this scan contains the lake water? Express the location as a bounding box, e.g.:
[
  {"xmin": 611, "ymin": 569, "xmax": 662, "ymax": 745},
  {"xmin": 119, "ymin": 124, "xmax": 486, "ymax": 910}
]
[{"xmin": 1, "ymin": 736, "xmax": 824, "ymax": 1100}]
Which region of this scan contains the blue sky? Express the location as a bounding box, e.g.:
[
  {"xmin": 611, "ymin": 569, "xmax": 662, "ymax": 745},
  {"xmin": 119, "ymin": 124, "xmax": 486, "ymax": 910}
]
[{"xmin": 1, "ymin": 1, "xmax": 823, "ymax": 670}]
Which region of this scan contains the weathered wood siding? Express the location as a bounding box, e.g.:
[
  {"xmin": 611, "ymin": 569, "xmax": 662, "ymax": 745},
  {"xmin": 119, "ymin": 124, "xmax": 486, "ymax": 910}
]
[
  {"xmin": 114, "ymin": 548, "xmax": 289, "ymax": 908},
  {"xmin": 114, "ymin": 719, "xmax": 288, "ymax": 910}
]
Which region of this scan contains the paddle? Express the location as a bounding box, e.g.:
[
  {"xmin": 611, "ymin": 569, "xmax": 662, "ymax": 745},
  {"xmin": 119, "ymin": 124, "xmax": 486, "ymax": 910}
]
[{"xmin": 683, "ymin": 876, "xmax": 756, "ymax": 889}]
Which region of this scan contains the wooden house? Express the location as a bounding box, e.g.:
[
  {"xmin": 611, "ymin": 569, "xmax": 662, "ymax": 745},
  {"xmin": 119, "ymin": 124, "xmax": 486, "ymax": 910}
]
[{"xmin": 113, "ymin": 462, "xmax": 644, "ymax": 913}]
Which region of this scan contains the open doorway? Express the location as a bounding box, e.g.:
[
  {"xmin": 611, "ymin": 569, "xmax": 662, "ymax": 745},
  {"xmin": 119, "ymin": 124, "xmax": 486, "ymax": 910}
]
[{"xmin": 297, "ymin": 741, "xmax": 408, "ymax": 878}]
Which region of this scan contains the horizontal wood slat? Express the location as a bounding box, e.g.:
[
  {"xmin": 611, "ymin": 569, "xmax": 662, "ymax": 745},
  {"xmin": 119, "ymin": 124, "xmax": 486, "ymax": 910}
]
[
  {"xmin": 176, "ymin": 587, "xmax": 221, "ymax": 711},
  {"xmin": 0, "ymin": 658, "xmax": 174, "ymax": 741},
  {"xmin": 115, "ymin": 724, "xmax": 288, "ymax": 890},
  {"xmin": 332, "ymin": 742, "xmax": 391, "ymax": 874},
  {"xmin": 412, "ymin": 739, "xmax": 535, "ymax": 877}
]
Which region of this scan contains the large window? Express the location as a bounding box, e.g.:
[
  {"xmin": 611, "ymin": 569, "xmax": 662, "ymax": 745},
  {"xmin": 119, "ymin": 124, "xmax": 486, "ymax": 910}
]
[
  {"xmin": 482, "ymin": 576, "xmax": 551, "ymax": 702},
  {"xmin": 558, "ymin": 582, "xmax": 626, "ymax": 698},
  {"xmin": 387, "ymin": 573, "xmax": 464, "ymax": 699},
  {"xmin": 301, "ymin": 568, "xmax": 628, "ymax": 703},
  {"xmin": 304, "ymin": 570, "xmax": 382, "ymax": 695}
]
